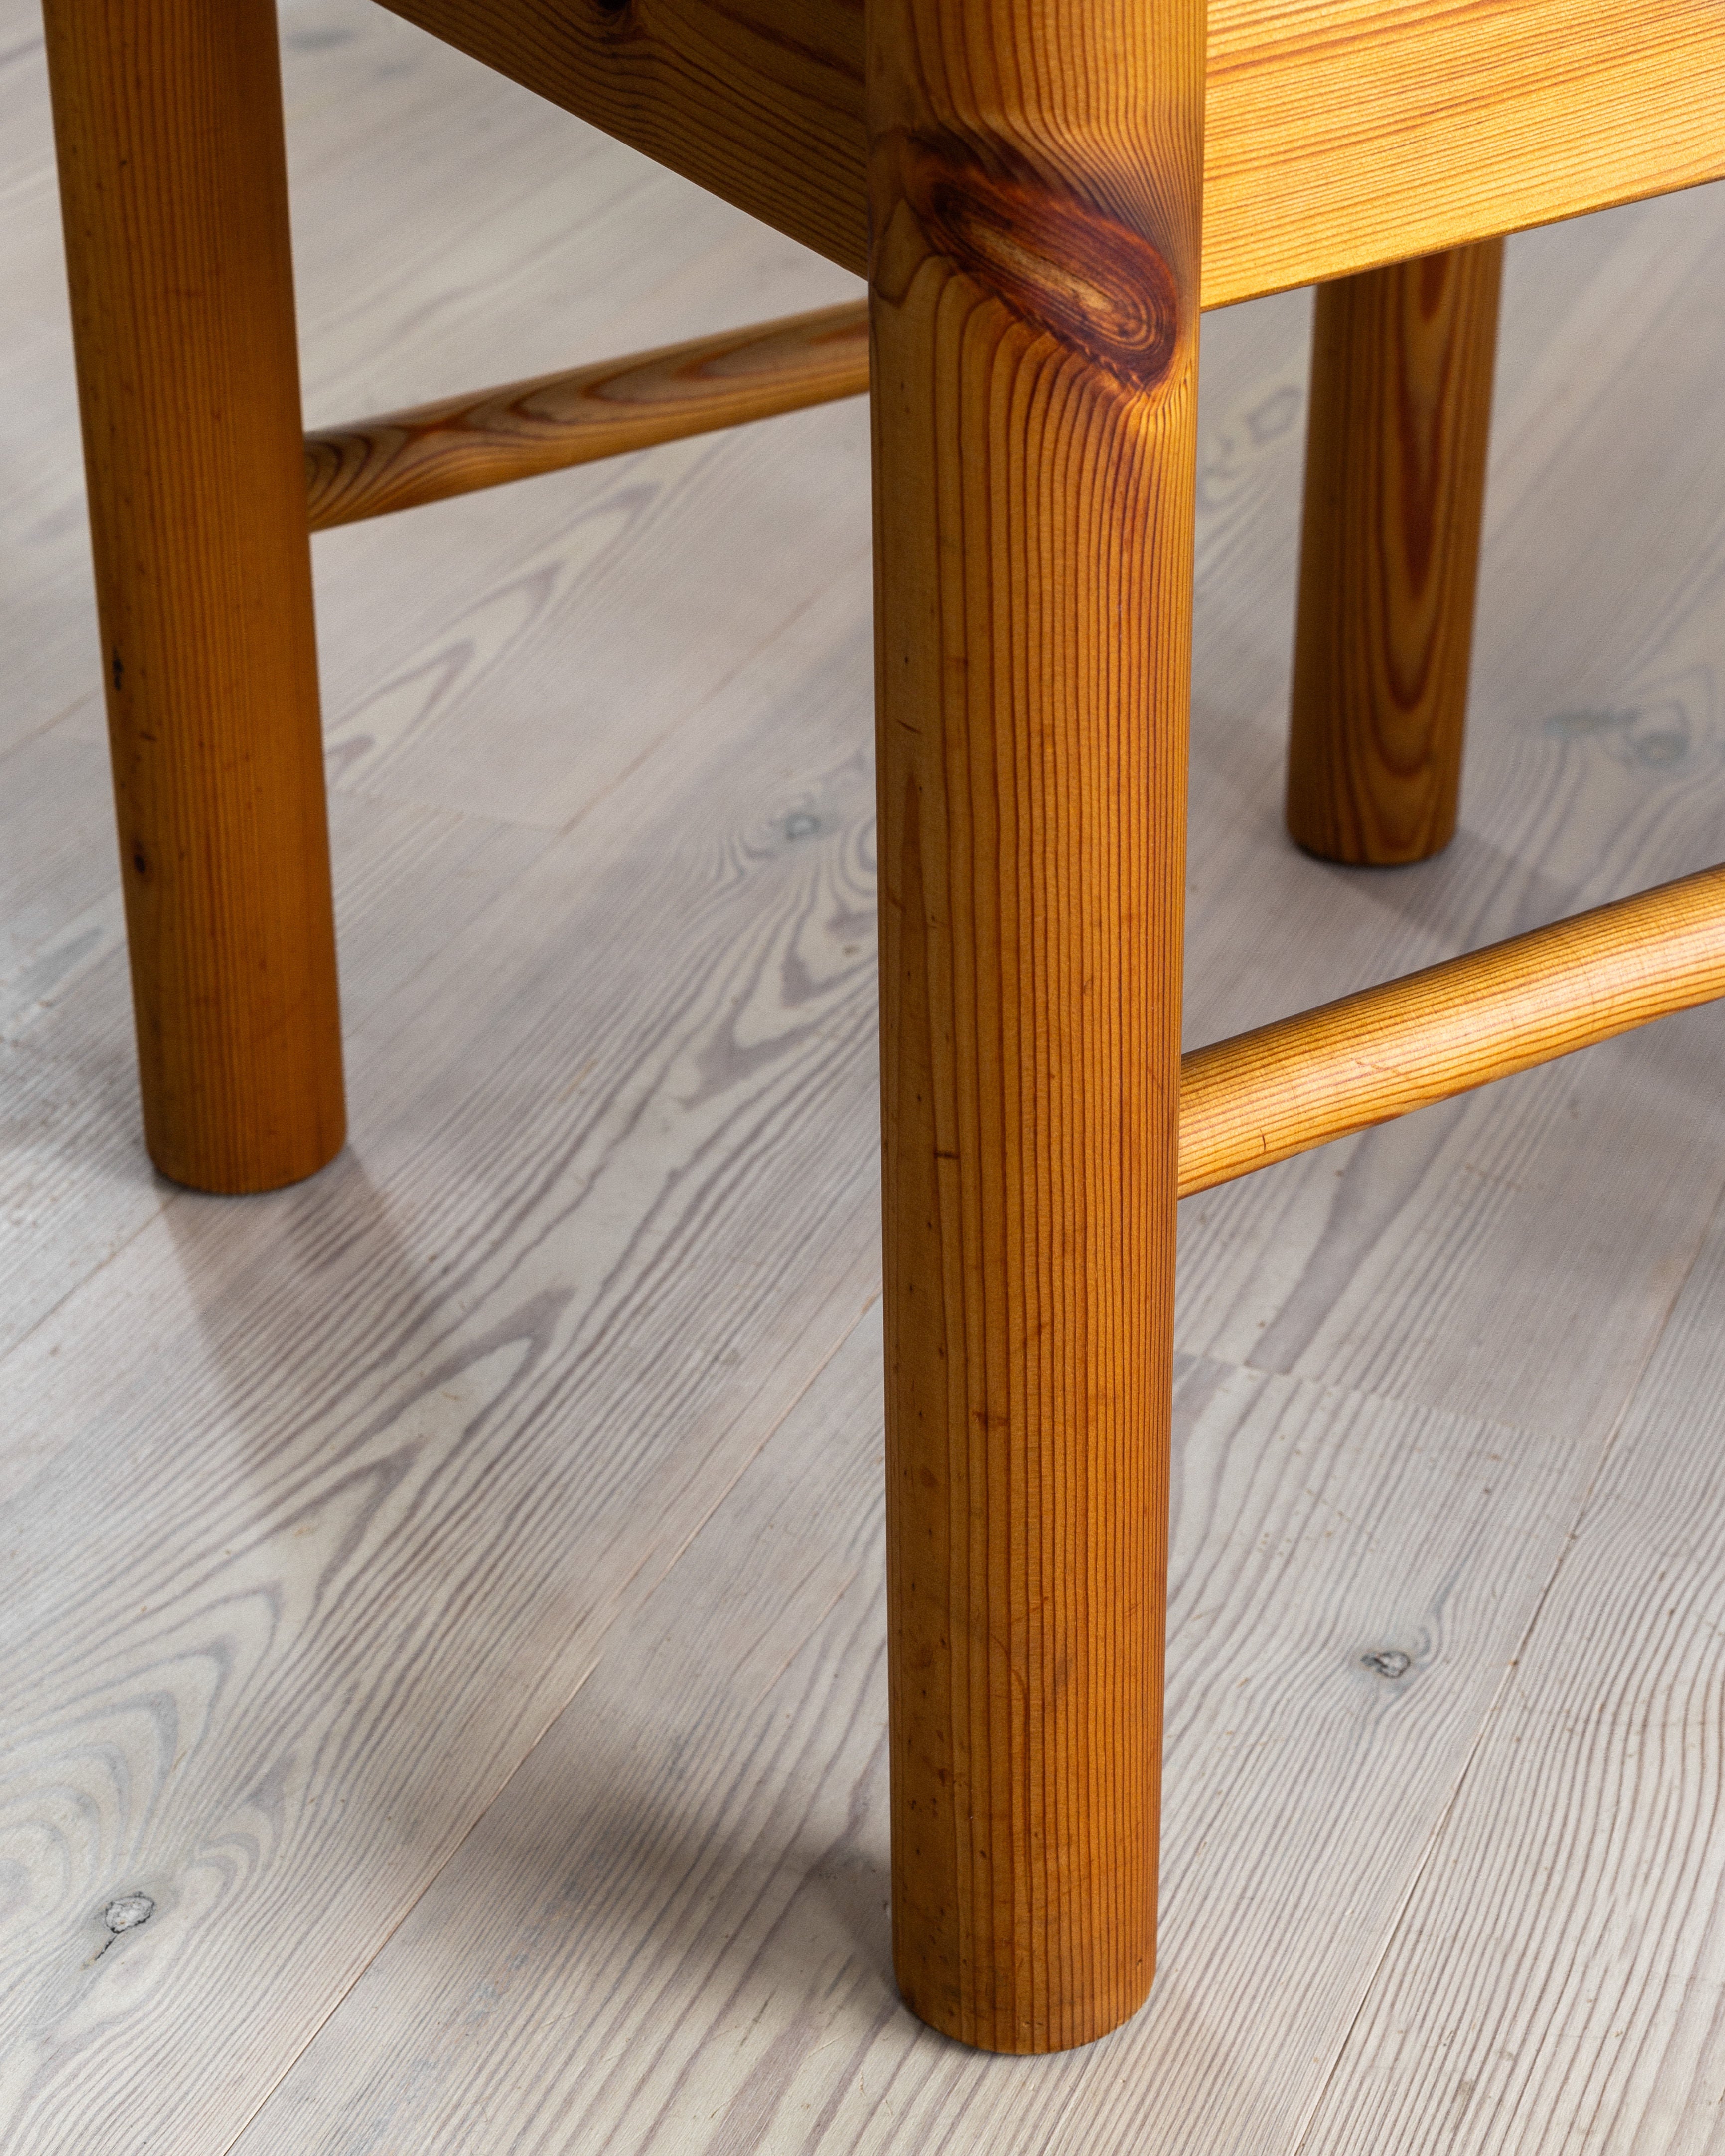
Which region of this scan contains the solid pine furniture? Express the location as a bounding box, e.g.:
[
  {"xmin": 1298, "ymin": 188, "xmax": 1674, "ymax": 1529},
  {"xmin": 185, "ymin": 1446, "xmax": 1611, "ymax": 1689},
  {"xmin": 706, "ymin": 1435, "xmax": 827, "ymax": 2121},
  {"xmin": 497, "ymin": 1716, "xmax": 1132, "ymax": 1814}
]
[{"xmin": 40, "ymin": 0, "xmax": 1725, "ymax": 2057}]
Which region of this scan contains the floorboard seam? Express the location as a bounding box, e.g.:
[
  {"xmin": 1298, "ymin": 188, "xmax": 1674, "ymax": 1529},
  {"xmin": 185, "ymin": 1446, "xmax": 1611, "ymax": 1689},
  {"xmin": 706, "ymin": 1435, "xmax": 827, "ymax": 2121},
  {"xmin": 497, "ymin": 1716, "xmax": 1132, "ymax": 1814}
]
[{"xmin": 217, "ymin": 1286, "xmax": 883, "ymax": 2156}]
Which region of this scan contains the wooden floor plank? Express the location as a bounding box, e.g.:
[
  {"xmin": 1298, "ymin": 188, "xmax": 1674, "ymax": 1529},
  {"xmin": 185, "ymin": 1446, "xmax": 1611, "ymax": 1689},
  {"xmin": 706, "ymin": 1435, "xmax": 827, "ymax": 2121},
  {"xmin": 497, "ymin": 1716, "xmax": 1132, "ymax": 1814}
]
[
  {"xmin": 227, "ymin": 1328, "xmax": 1595, "ymax": 2156},
  {"xmin": 0, "ymin": 769, "xmax": 559, "ymax": 1369},
  {"xmin": 1293, "ymin": 1189, "xmax": 1725, "ymax": 2156},
  {"xmin": 284, "ymin": 0, "xmax": 867, "ymax": 842},
  {"xmin": 7, "ymin": 1, "xmax": 1725, "ymax": 2146},
  {"xmin": 312, "ymin": 407, "xmax": 871, "ymax": 831},
  {"xmin": 0, "ymin": 578, "xmax": 882, "ymax": 2150}
]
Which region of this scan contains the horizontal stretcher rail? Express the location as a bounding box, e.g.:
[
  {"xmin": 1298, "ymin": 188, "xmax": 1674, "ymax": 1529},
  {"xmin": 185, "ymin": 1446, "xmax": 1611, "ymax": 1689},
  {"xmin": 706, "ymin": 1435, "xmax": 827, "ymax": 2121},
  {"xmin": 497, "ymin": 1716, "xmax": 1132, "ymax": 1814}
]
[
  {"xmin": 305, "ymin": 301, "xmax": 870, "ymax": 531},
  {"xmin": 379, "ymin": 0, "xmax": 1725, "ymax": 313},
  {"xmin": 1178, "ymin": 861, "xmax": 1725, "ymax": 1199}
]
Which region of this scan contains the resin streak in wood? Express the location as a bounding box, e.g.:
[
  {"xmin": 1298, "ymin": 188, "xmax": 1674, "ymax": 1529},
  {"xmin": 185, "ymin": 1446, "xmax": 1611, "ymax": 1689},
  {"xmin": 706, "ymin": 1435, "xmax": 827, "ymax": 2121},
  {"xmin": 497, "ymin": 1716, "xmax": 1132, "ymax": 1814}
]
[{"xmin": 379, "ymin": 0, "xmax": 1725, "ymax": 306}]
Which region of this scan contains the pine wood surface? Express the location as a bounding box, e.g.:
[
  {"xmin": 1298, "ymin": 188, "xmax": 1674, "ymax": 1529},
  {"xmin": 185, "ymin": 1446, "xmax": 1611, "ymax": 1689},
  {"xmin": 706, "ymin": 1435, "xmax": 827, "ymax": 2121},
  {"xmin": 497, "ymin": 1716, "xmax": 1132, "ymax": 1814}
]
[
  {"xmin": 42, "ymin": 0, "xmax": 346, "ymax": 1194},
  {"xmin": 305, "ymin": 300, "xmax": 869, "ymax": 529},
  {"xmin": 1179, "ymin": 861, "xmax": 1725, "ymax": 1199},
  {"xmin": 227, "ymin": 1325, "xmax": 1595, "ymax": 2156},
  {"xmin": 867, "ymin": 0, "xmax": 1199, "ymax": 2052},
  {"xmin": 0, "ymin": 583, "xmax": 885, "ymax": 2149},
  {"xmin": 1174, "ymin": 176, "xmax": 1725, "ymax": 1444},
  {"xmin": 1201, "ymin": 0, "xmax": 1725, "ymax": 306},
  {"xmin": 1287, "ymin": 241, "xmax": 1502, "ymax": 864},
  {"xmin": 6, "ymin": 3, "xmax": 1725, "ymax": 2146},
  {"xmin": 0, "ymin": 0, "xmax": 864, "ymax": 1352},
  {"xmin": 377, "ymin": 0, "xmax": 870, "ymax": 278},
  {"xmin": 377, "ymin": 0, "xmax": 1725, "ymax": 307}
]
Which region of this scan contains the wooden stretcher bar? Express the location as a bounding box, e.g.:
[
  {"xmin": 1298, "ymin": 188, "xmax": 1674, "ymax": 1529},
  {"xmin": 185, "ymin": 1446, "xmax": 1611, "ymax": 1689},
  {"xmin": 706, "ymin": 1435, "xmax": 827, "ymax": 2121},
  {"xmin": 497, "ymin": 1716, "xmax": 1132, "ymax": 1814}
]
[
  {"xmin": 377, "ymin": 0, "xmax": 1725, "ymax": 309},
  {"xmin": 1178, "ymin": 862, "xmax": 1725, "ymax": 1198},
  {"xmin": 305, "ymin": 301, "xmax": 870, "ymax": 530}
]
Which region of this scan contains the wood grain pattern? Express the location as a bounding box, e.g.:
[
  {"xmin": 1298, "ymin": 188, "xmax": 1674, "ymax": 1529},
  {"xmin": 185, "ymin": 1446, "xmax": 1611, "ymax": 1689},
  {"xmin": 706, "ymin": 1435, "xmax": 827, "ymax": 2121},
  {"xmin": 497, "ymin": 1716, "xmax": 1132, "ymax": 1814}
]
[
  {"xmin": 1179, "ymin": 860, "xmax": 1725, "ymax": 1198},
  {"xmin": 305, "ymin": 301, "xmax": 869, "ymax": 529},
  {"xmin": 869, "ymin": 0, "xmax": 1200, "ymax": 2052},
  {"xmin": 1, "ymin": 0, "xmax": 864, "ymax": 1365},
  {"xmin": 224, "ymin": 1341, "xmax": 1600, "ymax": 2156},
  {"xmin": 1175, "ymin": 178, "xmax": 1725, "ymax": 1443},
  {"xmin": 1298, "ymin": 1202, "xmax": 1725, "ymax": 2156},
  {"xmin": 1287, "ymin": 242, "xmax": 1503, "ymax": 864},
  {"xmin": 0, "ymin": 581, "xmax": 884, "ymax": 2154},
  {"xmin": 378, "ymin": 0, "xmax": 1725, "ymax": 307},
  {"xmin": 1201, "ymin": 0, "xmax": 1725, "ymax": 306},
  {"xmin": 10, "ymin": 10, "xmax": 1725, "ymax": 2146},
  {"xmin": 377, "ymin": 0, "xmax": 868, "ymax": 273},
  {"xmin": 42, "ymin": 0, "xmax": 345, "ymax": 1192}
]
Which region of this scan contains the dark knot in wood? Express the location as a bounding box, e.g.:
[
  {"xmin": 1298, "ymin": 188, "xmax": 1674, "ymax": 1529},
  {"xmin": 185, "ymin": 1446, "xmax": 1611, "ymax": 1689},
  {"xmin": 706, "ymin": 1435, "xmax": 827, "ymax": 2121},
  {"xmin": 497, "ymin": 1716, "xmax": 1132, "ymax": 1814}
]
[{"xmin": 907, "ymin": 143, "xmax": 1181, "ymax": 395}]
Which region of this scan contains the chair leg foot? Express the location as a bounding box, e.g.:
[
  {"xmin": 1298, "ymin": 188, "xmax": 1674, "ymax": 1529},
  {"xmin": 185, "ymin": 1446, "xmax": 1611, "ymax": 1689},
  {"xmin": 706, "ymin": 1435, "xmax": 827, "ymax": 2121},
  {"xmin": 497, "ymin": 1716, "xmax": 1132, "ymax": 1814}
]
[
  {"xmin": 1287, "ymin": 239, "xmax": 1505, "ymax": 866},
  {"xmin": 869, "ymin": 0, "xmax": 1200, "ymax": 2054},
  {"xmin": 44, "ymin": 0, "xmax": 345, "ymax": 1193}
]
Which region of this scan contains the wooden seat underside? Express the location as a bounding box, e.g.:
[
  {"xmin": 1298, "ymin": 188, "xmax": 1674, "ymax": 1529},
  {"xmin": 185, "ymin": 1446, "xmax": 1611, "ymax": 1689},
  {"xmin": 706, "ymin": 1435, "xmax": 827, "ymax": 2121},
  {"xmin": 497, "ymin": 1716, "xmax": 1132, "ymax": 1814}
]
[{"xmin": 379, "ymin": 0, "xmax": 1725, "ymax": 306}]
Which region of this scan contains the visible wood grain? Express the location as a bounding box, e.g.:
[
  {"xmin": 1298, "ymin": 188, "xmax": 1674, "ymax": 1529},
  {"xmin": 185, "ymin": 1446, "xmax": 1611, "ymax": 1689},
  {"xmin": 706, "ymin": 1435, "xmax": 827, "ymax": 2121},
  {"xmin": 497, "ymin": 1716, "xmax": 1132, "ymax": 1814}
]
[
  {"xmin": 1175, "ymin": 183, "xmax": 1725, "ymax": 1443},
  {"xmin": 225, "ymin": 1308, "xmax": 895, "ymax": 2156},
  {"xmin": 9, "ymin": 7, "xmax": 1725, "ymax": 2147},
  {"xmin": 0, "ymin": 0, "xmax": 863, "ymax": 1364},
  {"xmin": 1201, "ymin": 0, "xmax": 1725, "ymax": 306},
  {"xmin": 0, "ymin": 47, "xmax": 92, "ymax": 772},
  {"xmin": 277, "ymin": 0, "xmax": 863, "ymax": 430},
  {"xmin": 311, "ymin": 408, "xmax": 872, "ymax": 833},
  {"xmin": 1178, "ymin": 860, "xmax": 1725, "ymax": 1198},
  {"xmin": 1296, "ymin": 1201, "xmax": 1725, "ymax": 2156},
  {"xmin": 224, "ymin": 1337, "xmax": 1601, "ymax": 2156},
  {"xmin": 869, "ymin": 0, "xmax": 1200, "ymax": 2052},
  {"xmin": 0, "ymin": 580, "xmax": 884, "ymax": 2154},
  {"xmin": 305, "ymin": 301, "xmax": 869, "ymax": 529},
  {"xmin": 1287, "ymin": 242, "xmax": 1503, "ymax": 864},
  {"xmin": 42, "ymin": 0, "xmax": 345, "ymax": 1192},
  {"xmin": 377, "ymin": 0, "xmax": 1725, "ymax": 307},
  {"xmin": 377, "ymin": 0, "xmax": 868, "ymax": 273}
]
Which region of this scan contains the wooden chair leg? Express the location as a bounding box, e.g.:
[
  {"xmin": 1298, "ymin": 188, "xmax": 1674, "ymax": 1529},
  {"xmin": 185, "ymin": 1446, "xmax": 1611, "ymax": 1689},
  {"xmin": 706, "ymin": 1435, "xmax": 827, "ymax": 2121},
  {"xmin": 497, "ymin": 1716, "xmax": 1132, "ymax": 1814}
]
[
  {"xmin": 43, "ymin": 0, "xmax": 345, "ymax": 1193},
  {"xmin": 870, "ymin": 0, "xmax": 1201, "ymax": 2053},
  {"xmin": 1286, "ymin": 240, "xmax": 1504, "ymax": 865}
]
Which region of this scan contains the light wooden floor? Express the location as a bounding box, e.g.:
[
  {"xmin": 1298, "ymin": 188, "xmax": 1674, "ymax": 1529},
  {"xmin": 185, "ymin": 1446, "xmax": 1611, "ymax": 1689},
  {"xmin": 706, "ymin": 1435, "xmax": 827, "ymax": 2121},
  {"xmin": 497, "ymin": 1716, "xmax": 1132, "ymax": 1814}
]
[{"xmin": 5, "ymin": 5, "xmax": 1725, "ymax": 2149}]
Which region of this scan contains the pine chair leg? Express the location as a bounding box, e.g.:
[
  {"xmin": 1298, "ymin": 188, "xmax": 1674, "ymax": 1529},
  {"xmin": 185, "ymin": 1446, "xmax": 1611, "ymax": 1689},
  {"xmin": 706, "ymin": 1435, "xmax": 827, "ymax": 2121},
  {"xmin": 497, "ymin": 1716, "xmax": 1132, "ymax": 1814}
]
[
  {"xmin": 869, "ymin": 0, "xmax": 1202, "ymax": 2054},
  {"xmin": 43, "ymin": 0, "xmax": 345, "ymax": 1193},
  {"xmin": 1286, "ymin": 239, "xmax": 1504, "ymax": 866}
]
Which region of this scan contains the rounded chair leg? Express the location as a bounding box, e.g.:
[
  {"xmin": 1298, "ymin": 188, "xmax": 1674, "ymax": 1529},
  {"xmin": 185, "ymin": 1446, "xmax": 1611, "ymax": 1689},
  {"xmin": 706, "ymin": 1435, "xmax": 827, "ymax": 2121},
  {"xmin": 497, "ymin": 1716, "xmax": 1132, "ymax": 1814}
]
[
  {"xmin": 44, "ymin": 0, "xmax": 345, "ymax": 1193},
  {"xmin": 1287, "ymin": 239, "xmax": 1505, "ymax": 866},
  {"xmin": 869, "ymin": 0, "xmax": 1201, "ymax": 2053}
]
